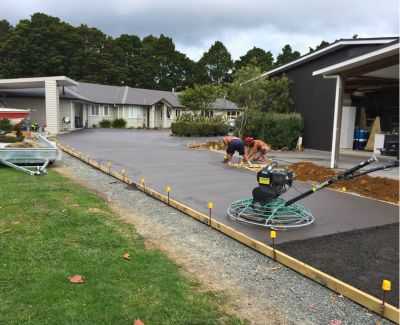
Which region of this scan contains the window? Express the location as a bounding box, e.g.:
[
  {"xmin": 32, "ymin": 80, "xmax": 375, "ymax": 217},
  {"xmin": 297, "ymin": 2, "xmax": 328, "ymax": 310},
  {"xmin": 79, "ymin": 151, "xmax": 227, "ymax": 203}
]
[
  {"xmin": 90, "ymin": 104, "xmax": 100, "ymax": 116},
  {"xmin": 202, "ymin": 110, "xmax": 214, "ymax": 117},
  {"xmin": 103, "ymin": 105, "xmax": 109, "ymax": 116},
  {"xmin": 176, "ymin": 109, "xmax": 181, "ymax": 118},
  {"xmin": 166, "ymin": 108, "xmax": 171, "ymax": 119},
  {"xmin": 227, "ymin": 111, "xmax": 238, "ymax": 119},
  {"xmin": 128, "ymin": 106, "xmax": 142, "ymax": 118}
]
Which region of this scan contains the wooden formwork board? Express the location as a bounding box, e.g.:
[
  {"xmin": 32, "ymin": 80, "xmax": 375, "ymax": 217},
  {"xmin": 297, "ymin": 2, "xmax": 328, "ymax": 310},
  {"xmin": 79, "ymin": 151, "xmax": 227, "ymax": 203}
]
[{"xmin": 57, "ymin": 144, "xmax": 400, "ymax": 323}]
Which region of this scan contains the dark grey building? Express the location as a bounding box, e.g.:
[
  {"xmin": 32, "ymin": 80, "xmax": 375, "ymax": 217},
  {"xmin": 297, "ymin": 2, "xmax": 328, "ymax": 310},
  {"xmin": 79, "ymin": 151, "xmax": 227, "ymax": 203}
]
[{"xmin": 265, "ymin": 37, "xmax": 399, "ymax": 161}]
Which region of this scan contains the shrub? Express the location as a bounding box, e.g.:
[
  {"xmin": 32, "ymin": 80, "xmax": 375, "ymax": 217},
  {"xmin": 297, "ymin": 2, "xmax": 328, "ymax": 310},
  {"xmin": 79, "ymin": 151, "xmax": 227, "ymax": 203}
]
[
  {"xmin": 112, "ymin": 118, "xmax": 127, "ymax": 128},
  {"xmin": 99, "ymin": 119, "xmax": 111, "ymax": 128},
  {"xmin": 171, "ymin": 121, "xmax": 229, "ymax": 137},
  {"xmin": 92, "ymin": 124, "xmax": 97, "ymax": 128},
  {"xmin": 0, "ymin": 118, "xmax": 12, "ymax": 133},
  {"xmin": 243, "ymin": 112, "xmax": 303, "ymax": 149},
  {"xmin": 0, "ymin": 135, "xmax": 24, "ymax": 143}
]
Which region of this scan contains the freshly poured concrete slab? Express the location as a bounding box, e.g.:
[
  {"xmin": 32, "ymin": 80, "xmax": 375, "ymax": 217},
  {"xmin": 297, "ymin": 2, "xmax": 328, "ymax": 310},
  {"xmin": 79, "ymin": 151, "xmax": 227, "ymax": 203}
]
[{"xmin": 59, "ymin": 129, "xmax": 399, "ymax": 244}]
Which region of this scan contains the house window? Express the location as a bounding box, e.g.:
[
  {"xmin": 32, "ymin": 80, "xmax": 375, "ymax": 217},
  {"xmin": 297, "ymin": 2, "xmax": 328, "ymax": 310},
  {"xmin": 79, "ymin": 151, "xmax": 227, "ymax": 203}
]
[
  {"xmin": 166, "ymin": 108, "xmax": 171, "ymax": 119},
  {"xmin": 176, "ymin": 109, "xmax": 181, "ymax": 117},
  {"xmin": 128, "ymin": 106, "xmax": 142, "ymax": 118},
  {"xmin": 103, "ymin": 105, "xmax": 109, "ymax": 116},
  {"xmin": 227, "ymin": 111, "xmax": 238, "ymax": 119},
  {"xmin": 160, "ymin": 108, "xmax": 163, "ymax": 119},
  {"xmin": 202, "ymin": 110, "xmax": 214, "ymax": 117},
  {"xmin": 90, "ymin": 104, "xmax": 100, "ymax": 116}
]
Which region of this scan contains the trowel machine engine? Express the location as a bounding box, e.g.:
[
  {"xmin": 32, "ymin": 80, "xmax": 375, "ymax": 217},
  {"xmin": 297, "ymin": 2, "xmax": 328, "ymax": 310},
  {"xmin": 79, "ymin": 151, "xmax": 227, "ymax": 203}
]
[{"xmin": 252, "ymin": 163, "xmax": 293, "ymax": 207}]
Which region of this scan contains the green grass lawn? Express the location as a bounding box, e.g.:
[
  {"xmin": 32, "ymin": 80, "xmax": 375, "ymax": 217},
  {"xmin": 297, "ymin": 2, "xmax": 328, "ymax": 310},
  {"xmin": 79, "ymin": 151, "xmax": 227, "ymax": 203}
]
[{"xmin": 0, "ymin": 168, "xmax": 245, "ymax": 324}]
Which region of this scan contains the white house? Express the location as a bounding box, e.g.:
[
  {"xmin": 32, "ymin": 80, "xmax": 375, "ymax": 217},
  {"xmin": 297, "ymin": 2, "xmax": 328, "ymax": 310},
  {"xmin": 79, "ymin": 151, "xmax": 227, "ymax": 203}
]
[{"xmin": 0, "ymin": 76, "xmax": 242, "ymax": 134}]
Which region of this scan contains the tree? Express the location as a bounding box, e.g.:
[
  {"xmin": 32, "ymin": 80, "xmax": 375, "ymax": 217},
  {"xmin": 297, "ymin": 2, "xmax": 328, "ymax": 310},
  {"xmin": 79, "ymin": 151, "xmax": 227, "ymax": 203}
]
[
  {"xmin": 229, "ymin": 65, "xmax": 268, "ymax": 137},
  {"xmin": 261, "ymin": 75, "xmax": 293, "ymax": 113},
  {"xmin": 134, "ymin": 34, "xmax": 196, "ymax": 90},
  {"xmin": 308, "ymin": 40, "xmax": 330, "ymax": 53},
  {"xmin": 234, "ymin": 47, "xmax": 274, "ymax": 73},
  {"xmin": 0, "ymin": 19, "xmax": 12, "ymax": 43},
  {"xmin": 178, "ymin": 84, "xmax": 224, "ymax": 115},
  {"xmin": 197, "ymin": 41, "xmax": 233, "ymax": 85},
  {"xmin": 275, "ymin": 44, "xmax": 301, "ymax": 67}
]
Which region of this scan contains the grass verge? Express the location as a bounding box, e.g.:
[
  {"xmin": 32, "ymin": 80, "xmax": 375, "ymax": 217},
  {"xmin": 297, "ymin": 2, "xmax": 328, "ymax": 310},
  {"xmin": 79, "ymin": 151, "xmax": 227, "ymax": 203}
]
[{"xmin": 0, "ymin": 167, "xmax": 246, "ymax": 324}]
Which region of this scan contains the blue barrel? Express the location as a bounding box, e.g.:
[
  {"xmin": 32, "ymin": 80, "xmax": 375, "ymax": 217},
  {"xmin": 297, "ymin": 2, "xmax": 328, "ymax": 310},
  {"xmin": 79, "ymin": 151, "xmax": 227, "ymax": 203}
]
[
  {"xmin": 358, "ymin": 129, "xmax": 369, "ymax": 150},
  {"xmin": 353, "ymin": 128, "xmax": 360, "ymax": 150}
]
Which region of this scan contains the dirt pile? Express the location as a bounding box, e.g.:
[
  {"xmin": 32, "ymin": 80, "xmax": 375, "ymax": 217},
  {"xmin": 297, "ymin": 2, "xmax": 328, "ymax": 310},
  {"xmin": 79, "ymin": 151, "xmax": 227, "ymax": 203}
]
[
  {"xmin": 289, "ymin": 162, "xmax": 399, "ymax": 204},
  {"xmin": 6, "ymin": 138, "xmax": 41, "ymax": 148},
  {"xmin": 188, "ymin": 140, "xmax": 226, "ymax": 151}
]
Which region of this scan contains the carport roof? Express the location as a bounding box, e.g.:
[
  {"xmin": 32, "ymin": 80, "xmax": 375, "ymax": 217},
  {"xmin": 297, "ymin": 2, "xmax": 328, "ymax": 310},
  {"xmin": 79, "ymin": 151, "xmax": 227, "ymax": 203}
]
[{"xmin": 0, "ymin": 76, "xmax": 78, "ymax": 89}]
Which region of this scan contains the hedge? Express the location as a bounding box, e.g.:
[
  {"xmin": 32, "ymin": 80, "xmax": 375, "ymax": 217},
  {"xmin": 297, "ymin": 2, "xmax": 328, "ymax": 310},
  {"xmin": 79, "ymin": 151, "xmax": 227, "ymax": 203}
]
[
  {"xmin": 243, "ymin": 113, "xmax": 303, "ymax": 149},
  {"xmin": 171, "ymin": 121, "xmax": 229, "ymax": 137}
]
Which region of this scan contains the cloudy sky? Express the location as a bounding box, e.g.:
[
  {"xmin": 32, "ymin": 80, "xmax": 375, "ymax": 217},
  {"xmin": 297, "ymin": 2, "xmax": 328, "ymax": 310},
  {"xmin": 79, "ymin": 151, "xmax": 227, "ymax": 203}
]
[{"xmin": 1, "ymin": 0, "xmax": 399, "ymax": 61}]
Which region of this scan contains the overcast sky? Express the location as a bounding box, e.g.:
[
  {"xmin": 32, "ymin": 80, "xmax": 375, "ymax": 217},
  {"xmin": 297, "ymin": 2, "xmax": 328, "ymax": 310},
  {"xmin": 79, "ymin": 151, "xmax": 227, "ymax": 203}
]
[{"xmin": 1, "ymin": 0, "xmax": 399, "ymax": 61}]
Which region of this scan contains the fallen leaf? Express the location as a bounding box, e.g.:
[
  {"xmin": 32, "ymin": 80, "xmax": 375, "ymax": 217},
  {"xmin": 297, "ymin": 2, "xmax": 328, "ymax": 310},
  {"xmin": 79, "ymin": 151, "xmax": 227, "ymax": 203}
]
[
  {"xmin": 338, "ymin": 294, "xmax": 344, "ymax": 299},
  {"xmin": 3, "ymin": 229, "xmax": 12, "ymax": 233},
  {"xmin": 69, "ymin": 275, "xmax": 85, "ymax": 283},
  {"xmin": 308, "ymin": 304, "xmax": 315, "ymax": 309},
  {"xmin": 134, "ymin": 320, "xmax": 144, "ymax": 325},
  {"xmin": 88, "ymin": 207, "xmax": 102, "ymax": 213},
  {"xmin": 123, "ymin": 253, "xmax": 131, "ymax": 260},
  {"xmin": 329, "ymin": 320, "xmax": 341, "ymax": 325},
  {"xmin": 330, "ymin": 295, "xmax": 337, "ymax": 301},
  {"xmin": 11, "ymin": 221, "xmax": 20, "ymax": 224}
]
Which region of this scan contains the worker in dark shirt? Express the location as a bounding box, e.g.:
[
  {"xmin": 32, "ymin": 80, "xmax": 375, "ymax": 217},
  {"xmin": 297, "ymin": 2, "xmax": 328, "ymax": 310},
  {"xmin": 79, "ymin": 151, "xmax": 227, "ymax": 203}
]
[{"xmin": 223, "ymin": 136, "xmax": 248, "ymax": 164}]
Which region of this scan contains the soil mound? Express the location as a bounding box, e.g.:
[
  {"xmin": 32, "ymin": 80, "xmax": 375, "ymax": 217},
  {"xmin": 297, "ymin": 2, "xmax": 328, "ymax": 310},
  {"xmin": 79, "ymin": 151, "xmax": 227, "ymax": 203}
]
[{"xmin": 289, "ymin": 162, "xmax": 399, "ymax": 204}]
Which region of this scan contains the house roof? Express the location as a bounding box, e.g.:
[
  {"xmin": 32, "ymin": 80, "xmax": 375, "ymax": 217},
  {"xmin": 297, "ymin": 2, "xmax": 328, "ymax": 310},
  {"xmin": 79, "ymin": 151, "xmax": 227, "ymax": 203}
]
[
  {"xmin": 312, "ymin": 41, "xmax": 399, "ymax": 77},
  {"xmin": 0, "ymin": 79, "xmax": 240, "ymax": 110},
  {"xmin": 0, "ymin": 76, "xmax": 78, "ymax": 89},
  {"xmin": 264, "ymin": 37, "xmax": 399, "ymax": 76}
]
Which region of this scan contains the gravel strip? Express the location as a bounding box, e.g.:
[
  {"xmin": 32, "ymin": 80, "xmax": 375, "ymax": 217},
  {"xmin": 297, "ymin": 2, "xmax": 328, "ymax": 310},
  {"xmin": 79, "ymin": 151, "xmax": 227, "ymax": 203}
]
[{"xmin": 56, "ymin": 154, "xmax": 395, "ymax": 325}]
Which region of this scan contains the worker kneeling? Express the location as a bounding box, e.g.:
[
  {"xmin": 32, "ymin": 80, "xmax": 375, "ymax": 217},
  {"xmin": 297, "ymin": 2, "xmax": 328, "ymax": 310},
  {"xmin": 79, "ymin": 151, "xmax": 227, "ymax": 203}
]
[{"xmin": 244, "ymin": 137, "xmax": 269, "ymax": 163}]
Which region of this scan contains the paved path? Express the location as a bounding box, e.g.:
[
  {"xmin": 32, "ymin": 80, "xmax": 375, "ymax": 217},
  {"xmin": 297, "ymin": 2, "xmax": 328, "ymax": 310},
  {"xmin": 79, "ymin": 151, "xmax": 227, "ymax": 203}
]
[{"xmin": 59, "ymin": 129, "xmax": 399, "ymax": 244}]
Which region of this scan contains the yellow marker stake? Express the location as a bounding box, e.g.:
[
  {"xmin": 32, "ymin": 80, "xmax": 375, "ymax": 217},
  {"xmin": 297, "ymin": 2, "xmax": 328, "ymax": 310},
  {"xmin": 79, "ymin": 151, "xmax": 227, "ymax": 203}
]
[
  {"xmin": 312, "ymin": 186, "xmax": 316, "ymax": 192},
  {"xmin": 341, "ymin": 187, "xmax": 347, "ymax": 192},
  {"xmin": 121, "ymin": 169, "xmax": 126, "ymax": 181},
  {"xmin": 108, "ymin": 162, "xmax": 112, "ymax": 173},
  {"xmin": 141, "ymin": 178, "xmax": 146, "ymax": 192},
  {"xmin": 270, "ymin": 230, "xmax": 277, "ymax": 260},
  {"xmin": 167, "ymin": 186, "xmax": 171, "ymax": 205},
  {"xmin": 208, "ymin": 202, "xmax": 213, "ymax": 226},
  {"xmin": 87, "ymin": 155, "xmax": 90, "ymax": 163},
  {"xmin": 382, "ymin": 280, "xmax": 391, "ymax": 291},
  {"xmin": 381, "ymin": 279, "xmax": 391, "ymax": 316}
]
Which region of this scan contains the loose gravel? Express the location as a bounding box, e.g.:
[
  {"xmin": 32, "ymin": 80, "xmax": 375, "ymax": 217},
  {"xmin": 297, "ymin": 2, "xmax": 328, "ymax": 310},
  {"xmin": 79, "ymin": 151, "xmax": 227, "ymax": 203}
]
[{"xmin": 56, "ymin": 154, "xmax": 396, "ymax": 325}]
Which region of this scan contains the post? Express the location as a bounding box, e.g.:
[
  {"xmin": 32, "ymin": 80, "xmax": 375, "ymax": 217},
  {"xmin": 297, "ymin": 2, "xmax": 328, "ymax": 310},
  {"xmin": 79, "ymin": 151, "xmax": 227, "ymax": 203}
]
[
  {"xmin": 381, "ymin": 279, "xmax": 391, "ymax": 316},
  {"xmin": 167, "ymin": 186, "xmax": 171, "ymax": 205},
  {"xmin": 270, "ymin": 230, "xmax": 277, "ymax": 260},
  {"xmin": 108, "ymin": 162, "xmax": 112, "ymax": 174},
  {"xmin": 208, "ymin": 202, "xmax": 213, "ymax": 226},
  {"xmin": 141, "ymin": 178, "xmax": 145, "ymax": 192}
]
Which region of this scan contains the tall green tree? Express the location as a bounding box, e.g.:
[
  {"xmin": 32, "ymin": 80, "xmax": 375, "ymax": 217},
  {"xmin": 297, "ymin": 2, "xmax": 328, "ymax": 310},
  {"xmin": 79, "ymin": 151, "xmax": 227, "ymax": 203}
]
[
  {"xmin": 197, "ymin": 41, "xmax": 233, "ymax": 85},
  {"xmin": 275, "ymin": 44, "xmax": 301, "ymax": 67},
  {"xmin": 178, "ymin": 84, "xmax": 224, "ymax": 115},
  {"xmin": 261, "ymin": 76, "xmax": 293, "ymax": 113},
  {"xmin": 135, "ymin": 34, "xmax": 195, "ymax": 90},
  {"xmin": 234, "ymin": 47, "xmax": 274, "ymax": 73},
  {"xmin": 0, "ymin": 19, "xmax": 12, "ymax": 42}
]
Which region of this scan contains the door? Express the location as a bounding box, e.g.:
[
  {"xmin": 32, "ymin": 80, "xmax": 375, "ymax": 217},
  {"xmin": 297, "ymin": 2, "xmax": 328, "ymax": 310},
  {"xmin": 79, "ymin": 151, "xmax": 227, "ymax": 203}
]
[{"xmin": 74, "ymin": 103, "xmax": 83, "ymax": 128}]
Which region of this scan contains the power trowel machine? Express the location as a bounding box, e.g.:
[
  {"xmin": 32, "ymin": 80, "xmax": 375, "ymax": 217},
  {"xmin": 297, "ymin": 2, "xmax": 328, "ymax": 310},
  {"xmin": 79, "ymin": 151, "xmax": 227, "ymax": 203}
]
[{"xmin": 227, "ymin": 157, "xmax": 399, "ymax": 229}]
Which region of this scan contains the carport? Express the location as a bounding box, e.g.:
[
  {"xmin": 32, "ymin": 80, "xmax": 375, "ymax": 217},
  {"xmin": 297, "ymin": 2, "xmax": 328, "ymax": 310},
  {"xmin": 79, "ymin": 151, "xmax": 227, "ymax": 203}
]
[
  {"xmin": 0, "ymin": 76, "xmax": 78, "ymax": 134},
  {"xmin": 313, "ymin": 41, "xmax": 399, "ymax": 168}
]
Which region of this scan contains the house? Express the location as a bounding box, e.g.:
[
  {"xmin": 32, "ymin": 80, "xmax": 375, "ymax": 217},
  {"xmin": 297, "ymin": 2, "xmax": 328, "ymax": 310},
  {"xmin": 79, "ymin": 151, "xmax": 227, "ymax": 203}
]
[
  {"xmin": 0, "ymin": 77, "xmax": 241, "ymax": 133},
  {"xmin": 264, "ymin": 37, "xmax": 399, "ymax": 167}
]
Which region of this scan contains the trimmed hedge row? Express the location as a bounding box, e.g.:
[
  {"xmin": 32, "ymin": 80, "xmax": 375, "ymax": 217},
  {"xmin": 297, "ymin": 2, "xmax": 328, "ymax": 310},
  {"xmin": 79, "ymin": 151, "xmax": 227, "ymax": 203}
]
[
  {"xmin": 243, "ymin": 113, "xmax": 303, "ymax": 149},
  {"xmin": 171, "ymin": 121, "xmax": 229, "ymax": 137}
]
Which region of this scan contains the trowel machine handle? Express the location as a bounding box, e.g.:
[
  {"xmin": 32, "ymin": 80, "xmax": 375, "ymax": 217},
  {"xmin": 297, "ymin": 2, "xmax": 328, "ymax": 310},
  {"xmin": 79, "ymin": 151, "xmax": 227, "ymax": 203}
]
[{"xmin": 284, "ymin": 157, "xmax": 382, "ymax": 207}]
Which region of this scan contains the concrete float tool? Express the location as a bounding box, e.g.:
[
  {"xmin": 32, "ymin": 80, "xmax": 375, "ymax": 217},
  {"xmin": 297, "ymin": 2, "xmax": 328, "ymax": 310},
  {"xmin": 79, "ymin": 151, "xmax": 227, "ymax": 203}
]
[{"xmin": 227, "ymin": 157, "xmax": 399, "ymax": 229}]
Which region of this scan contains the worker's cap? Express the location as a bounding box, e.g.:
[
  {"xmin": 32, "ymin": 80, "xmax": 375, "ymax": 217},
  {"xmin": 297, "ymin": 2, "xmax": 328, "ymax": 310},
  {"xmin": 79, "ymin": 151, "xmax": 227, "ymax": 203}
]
[{"xmin": 245, "ymin": 137, "xmax": 254, "ymax": 144}]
